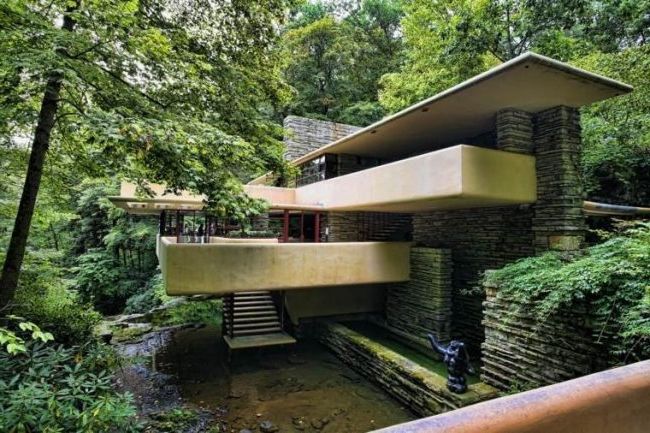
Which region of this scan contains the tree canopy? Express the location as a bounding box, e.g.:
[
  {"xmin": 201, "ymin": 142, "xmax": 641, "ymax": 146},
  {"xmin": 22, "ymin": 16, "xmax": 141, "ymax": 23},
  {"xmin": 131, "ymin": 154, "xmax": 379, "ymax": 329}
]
[
  {"xmin": 281, "ymin": 0, "xmax": 403, "ymax": 126},
  {"xmin": 0, "ymin": 0, "xmax": 298, "ymax": 306}
]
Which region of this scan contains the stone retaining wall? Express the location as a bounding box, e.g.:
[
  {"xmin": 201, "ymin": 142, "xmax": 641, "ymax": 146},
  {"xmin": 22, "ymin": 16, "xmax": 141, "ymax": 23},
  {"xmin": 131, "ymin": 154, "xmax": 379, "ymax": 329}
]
[
  {"xmin": 283, "ymin": 116, "xmax": 361, "ymax": 161},
  {"xmin": 481, "ymin": 278, "xmax": 605, "ymax": 390},
  {"xmin": 319, "ymin": 322, "xmax": 498, "ymax": 417},
  {"xmin": 386, "ymin": 248, "xmax": 452, "ymax": 347},
  {"xmin": 327, "ymin": 212, "xmax": 412, "ymax": 242},
  {"xmin": 412, "ymin": 206, "xmax": 534, "ymax": 351}
]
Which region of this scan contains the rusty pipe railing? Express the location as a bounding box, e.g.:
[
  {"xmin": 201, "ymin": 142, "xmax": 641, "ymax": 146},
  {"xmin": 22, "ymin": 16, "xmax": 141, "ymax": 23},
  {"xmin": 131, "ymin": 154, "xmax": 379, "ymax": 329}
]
[{"xmin": 372, "ymin": 360, "xmax": 650, "ymax": 433}]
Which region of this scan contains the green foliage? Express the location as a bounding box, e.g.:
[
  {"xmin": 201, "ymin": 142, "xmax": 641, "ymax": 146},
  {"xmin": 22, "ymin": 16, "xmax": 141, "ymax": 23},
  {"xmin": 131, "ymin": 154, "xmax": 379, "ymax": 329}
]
[
  {"xmin": 0, "ymin": 0, "xmax": 296, "ymax": 220},
  {"xmin": 282, "ymin": 0, "xmax": 402, "ymax": 125},
  {"xmin": 150, "ymin": 299, "xmax": 222, "ymax": 328},
  {"xmin": 485, "ymin": 222, "xmax": 650, "ymax": 362},
  {"xmin": 0, "ymin": 340, "xmax": 139, "ymax": 432},
  {"xmin": 8, "ymin": 249, "xmax": 101, "ymax": 346},
  {"xmin": 148, "ymin": 409, "xmax": 199, "ymax": 432},
  {"xmin": 225, "ymin": 230, "xmax": 279, "ymax": 239},
  {"xmin": 380, "ymin": 0, "xmax": 497, "ymax": 112},
  {"xmin": 124, "ymin": 273, "xmax": 166, "ymax": 314},
  {"xmin": 0, "ymin": 316, "xmax": 53, "ymax": 355},
  {"xmin": 71, "ymin": 180, "xmax": 159, "ymax": 314},
  {"xmin": 576, "ymin": 46, "xmax": 650, "ymax": 205}
]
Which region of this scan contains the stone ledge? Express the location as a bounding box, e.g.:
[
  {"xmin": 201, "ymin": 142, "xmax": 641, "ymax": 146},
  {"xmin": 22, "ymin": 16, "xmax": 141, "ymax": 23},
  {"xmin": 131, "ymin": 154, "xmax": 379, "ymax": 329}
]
[{"xmin": 319, "ymin": 321, "xmax": 498, "ymax": 417}]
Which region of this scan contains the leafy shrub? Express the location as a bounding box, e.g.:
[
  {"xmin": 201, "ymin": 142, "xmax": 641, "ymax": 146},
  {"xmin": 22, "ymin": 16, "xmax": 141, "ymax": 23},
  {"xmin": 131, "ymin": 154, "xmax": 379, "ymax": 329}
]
[
  {"xmin": 71, "ymin": 181, "xmax": 159, "ymax": 315},
  {"xmin": 225, "ymin": 230, "xmax": 278, "ymax": 239},
  {"xmin": 124, "ymin": 289, "xmax": 159, "ymax": 315},
  {"xmin": 12, "ymin": 250, "xmax": 101, "ymax": 346},
  {"xmin": 124, "ymin": 272, "xmax": 168, "ymax": 314},
  {"xmin": 0, "ymin": 337, "xmax": 139, "ymax": 432},
  {"xmin": 485, "ymin": 222, "xmax": 650, "ymax": 363},
  {"xmin": 0, "ymin": 317, "xmax": 53, "ymax": 355},
  {"xmin": 150, "ymin": 299, "xmax": 222, "ymax": 328},
  {"xmin": 74, "ymin": 249, "xmax": 154, "ymax": 314}
]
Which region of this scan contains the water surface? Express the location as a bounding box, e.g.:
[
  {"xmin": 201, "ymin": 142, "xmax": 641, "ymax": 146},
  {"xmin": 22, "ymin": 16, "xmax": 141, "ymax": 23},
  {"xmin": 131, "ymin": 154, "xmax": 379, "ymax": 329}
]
[{"xmin": 156, "ymin": 326, "xmax": 415, "ymax": 432}]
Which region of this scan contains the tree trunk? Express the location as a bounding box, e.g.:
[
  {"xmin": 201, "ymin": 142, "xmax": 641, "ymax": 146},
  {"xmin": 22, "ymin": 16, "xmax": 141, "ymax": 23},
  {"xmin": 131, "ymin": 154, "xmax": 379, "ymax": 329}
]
[
  {"xmin": 49, "ymin": 222, "xmax": 60, "ymax": 251},
  {"xmin": 0, "ymin": 9, "xmax": 78, "ymax": 309}
]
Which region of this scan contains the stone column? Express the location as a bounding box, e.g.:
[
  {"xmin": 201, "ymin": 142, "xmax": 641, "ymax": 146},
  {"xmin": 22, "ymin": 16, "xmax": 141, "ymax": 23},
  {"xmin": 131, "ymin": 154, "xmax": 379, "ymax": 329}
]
[
  {"xmin": 532, "ymin": 106, "xmax": 585, "ymax": 252},
  {"xmin": 386, "ymin": 248, "xmax": 453, "ymax": 348},
  {"xmin": 496, "ymin": 108, "xmax": 534, "ymax": 154}
]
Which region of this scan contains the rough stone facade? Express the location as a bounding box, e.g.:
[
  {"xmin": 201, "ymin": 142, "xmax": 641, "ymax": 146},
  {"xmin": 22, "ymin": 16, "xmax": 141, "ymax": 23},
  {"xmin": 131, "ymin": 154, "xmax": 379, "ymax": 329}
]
[
  {"xmin": 386, "ymin": 248, "xmax": 453, "ymax": 347},
  {"xmin": 481, "ymin": 278, "xmax": 605, "ymax": 390},
  {"xmin": 283, "ymin": 116, "xmax": 361, "ymax": 161},
  {"xmin": 532, "ymin": 106, "xmax": 585, "ymax": 253},
  {"xmin": 412, "ymin": 206, "xmax": 534, "ymax": 351},
  {"xmin": 410, "ymin": 106, "xmax": 585, "ymax": 353},
  {"xmin": 319, "ymin": 322, "xmax": 498, "ymax": 417},
  {"xmin": 326, "ymin": 212, "xmax": 412, "ymax": 242},
  {"xmin": 496, "ymin": 108, "xmax": 534, "ymax": 153}
]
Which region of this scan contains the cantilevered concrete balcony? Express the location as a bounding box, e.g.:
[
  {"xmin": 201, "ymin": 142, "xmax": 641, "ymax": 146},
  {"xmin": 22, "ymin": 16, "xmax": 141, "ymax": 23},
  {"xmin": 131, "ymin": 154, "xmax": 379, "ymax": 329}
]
[
  {"xmin": 245, "ymin": 145, "xmax": 536, "ymax": 212},
  {"xmin": 158, "ymin": 237, "xmax": 411, "ymax": 295}
]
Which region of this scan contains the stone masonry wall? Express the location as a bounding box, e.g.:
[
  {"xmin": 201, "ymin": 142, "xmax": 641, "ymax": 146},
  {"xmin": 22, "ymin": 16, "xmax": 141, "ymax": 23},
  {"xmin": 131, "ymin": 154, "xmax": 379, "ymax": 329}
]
[
  {"xmin": 532, "ymin": 106, "xmax": 585, "ymax": 253},
  {"xmin": 481, "ymin": 278, "xmax": 605, "ymax": 390},
  {"xmin": 327, "ymin": 212, "xmax": 412, "ymax": 242},
  {"xmin": 319, "ymin": 322, "xmax": 498, "ymax": 417},
  {"xmin": 412, "ymin": 206, "xmax": 535, "ymax": 352},
  {"xmin": 283, "ymin": 116, "xmax": 361, "ymax": 161},
  {"xmin": 496, "ymin": 108, "xmax": 534, "ymax": 154},
  {"xmin": 386, "ymin": 248, "xmax": 453, "ymax": 347}
]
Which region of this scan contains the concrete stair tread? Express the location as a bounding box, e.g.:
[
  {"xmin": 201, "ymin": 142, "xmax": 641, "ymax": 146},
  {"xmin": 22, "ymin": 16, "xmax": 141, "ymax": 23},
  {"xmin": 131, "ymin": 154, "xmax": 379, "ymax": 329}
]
[
  {"xmin": 225, "ymin": 310, "xmax": 277, "ymax": 317},
  {"xmin": 227, "ymin": 321, "xmax": 281, "ymax": 329},
  {"xmin": 231, "ymin": 315, "xmax": 279, "ymax": 323},
  {"xmin": 233, "ymin": 300, "xmax": 274, "ymax": 306},
  {"xmin": 231, "ymin": 326, "xmax": 282, "ymax": 335},
  {"xmin": 224, "ymin": 332, "xmax": 296, "ymax": 350},
  {"xmin": 232, "ymin": 305, "xmax": 277, "ymax": 312}
]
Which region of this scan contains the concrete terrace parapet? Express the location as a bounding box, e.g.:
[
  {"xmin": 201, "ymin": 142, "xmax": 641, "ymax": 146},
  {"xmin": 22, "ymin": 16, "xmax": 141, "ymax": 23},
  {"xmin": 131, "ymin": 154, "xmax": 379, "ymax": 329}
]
[{"xmin": 158, "ymin": 237, "xmax": 411, "ymax": 295}]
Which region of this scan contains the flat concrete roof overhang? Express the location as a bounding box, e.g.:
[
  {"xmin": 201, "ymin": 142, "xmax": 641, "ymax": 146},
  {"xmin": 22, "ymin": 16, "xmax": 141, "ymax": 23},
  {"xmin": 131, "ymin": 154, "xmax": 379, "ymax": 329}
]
[
  {"xmin": 290, "ymin": 52, "xmax": 633, "ymax": 163},
  {"xmin": 246, "ymin": 145, "xmax": 537, "ymax": 212},
  {"xmin": 109, "ymin": 182, "xmax": 205, "ymax": 215}
]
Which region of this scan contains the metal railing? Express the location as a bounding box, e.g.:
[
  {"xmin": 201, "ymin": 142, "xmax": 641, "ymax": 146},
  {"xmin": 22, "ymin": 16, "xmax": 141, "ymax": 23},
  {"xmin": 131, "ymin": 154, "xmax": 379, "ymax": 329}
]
[{"xmin": 372, "ymin": 360, "xmax": 650, "ymax": 433}]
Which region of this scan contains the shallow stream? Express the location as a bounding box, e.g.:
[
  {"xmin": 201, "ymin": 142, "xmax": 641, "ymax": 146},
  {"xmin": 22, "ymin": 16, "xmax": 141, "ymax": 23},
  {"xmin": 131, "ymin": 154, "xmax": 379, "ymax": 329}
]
[{"xmin": 133, "ymin": 325, "xmax": 415, "ymax": 432}]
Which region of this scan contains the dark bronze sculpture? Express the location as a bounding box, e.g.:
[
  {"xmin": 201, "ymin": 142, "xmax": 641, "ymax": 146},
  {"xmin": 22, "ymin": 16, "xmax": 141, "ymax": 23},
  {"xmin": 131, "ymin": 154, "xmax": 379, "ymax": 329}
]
[{"xmin": 427, "ymin": 333, "xmax": 475, "ymax": 394}]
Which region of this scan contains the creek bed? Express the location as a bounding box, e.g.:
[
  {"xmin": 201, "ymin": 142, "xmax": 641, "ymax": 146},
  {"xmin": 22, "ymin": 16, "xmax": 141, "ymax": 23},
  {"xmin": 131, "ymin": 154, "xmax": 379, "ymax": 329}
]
[{"xmin": 154, "ymin": 325, "xmax": 415, "ymax": 432}]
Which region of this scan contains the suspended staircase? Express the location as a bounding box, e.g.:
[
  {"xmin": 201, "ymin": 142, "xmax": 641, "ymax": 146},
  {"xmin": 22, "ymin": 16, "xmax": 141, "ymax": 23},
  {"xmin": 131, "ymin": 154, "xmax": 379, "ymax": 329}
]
[{"xmin": 222, "ymin": 290, "xmax": 296, "ymax": 351}]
